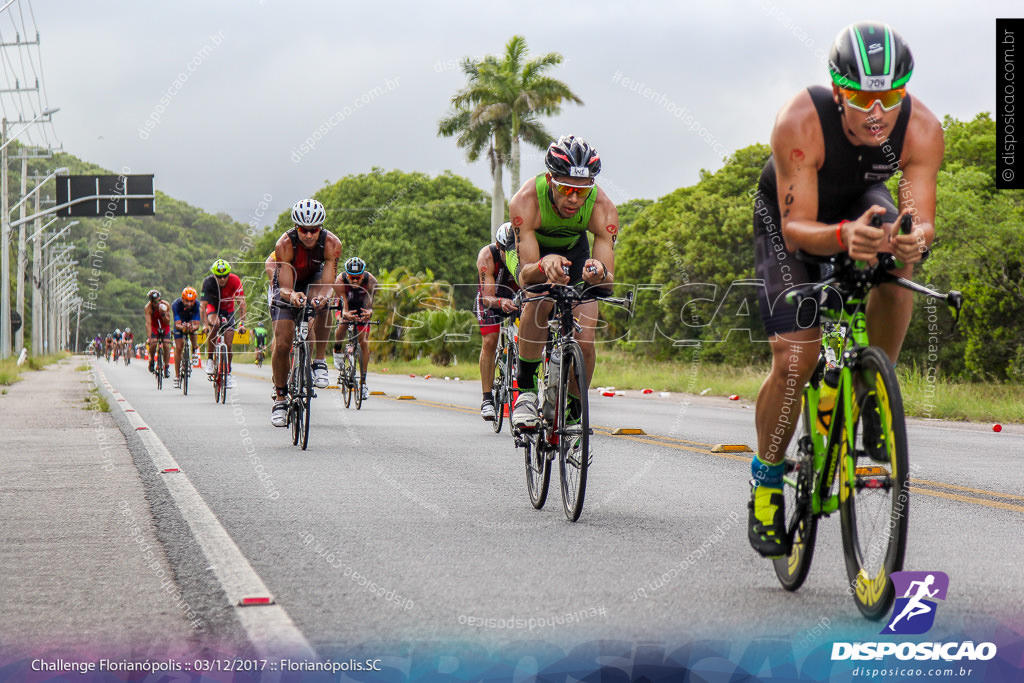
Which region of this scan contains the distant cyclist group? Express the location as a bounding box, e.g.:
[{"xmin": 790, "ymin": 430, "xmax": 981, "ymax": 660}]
[{"xmin": 95, "ymin": 21, "xmax": 961, "ymax": 616}]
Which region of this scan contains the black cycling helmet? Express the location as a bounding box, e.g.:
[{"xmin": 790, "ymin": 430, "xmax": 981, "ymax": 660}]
[
  {"xmin": 148, "ymin": 289, "xmax": 161, "ymax": 301},
  {"xmin": 544, "ymin": 135, "xmax": 601, "ymax": 179},
  {"xmin": 829, "ymin": 22, "xmax": 913, "ymax": 91},
  {"xmin": 344, "ymin": 256, "xmax": 366, "ymax": 276},
  {"xmin": 495, "ymin": 222, "xmax": 515, "ymax": 252}
]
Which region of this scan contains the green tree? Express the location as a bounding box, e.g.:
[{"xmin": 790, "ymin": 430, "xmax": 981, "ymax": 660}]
[
  {"xmin": 611, "ymin": 144, "xmax": 771, "ymax": 363},
  {"xmin": 438, "ymin": 35, "xmax": 582, "ymax": 235},
  {"xmin": 306, "ymin": 169, "xmax": 488, "ymax": 307},
  {"xmin": 889, "ymin": 113, "xmax": 1024, "ymax": 381}
]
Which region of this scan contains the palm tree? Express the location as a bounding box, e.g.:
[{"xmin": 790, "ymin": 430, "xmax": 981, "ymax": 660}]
[{"xmin": 438, "ymin": 36, "xmax": 582, "ymax": 236}]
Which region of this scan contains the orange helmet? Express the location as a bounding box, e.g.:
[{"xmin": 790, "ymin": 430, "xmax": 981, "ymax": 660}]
[{"xmin": 181, "ymin": 286, "xmax": 198, "ymax": 302}]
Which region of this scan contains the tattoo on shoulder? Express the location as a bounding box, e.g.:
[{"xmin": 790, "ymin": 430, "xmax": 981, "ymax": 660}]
[
  {"xmin": 512, "ymin": 216, "xmax": 523, "ymax": 227},
  {"xmin": 784, "ymin": 193, "xmax": 794, "ymax": 206}
]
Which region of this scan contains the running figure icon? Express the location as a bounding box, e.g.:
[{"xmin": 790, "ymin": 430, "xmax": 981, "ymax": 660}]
[
  {"xmin": 881, "ymin": 570, "xmax": 949, "ymax": 635},
  {"xmin": 886, "ymin": 574, "xmax": 938, "ymax": 630}
]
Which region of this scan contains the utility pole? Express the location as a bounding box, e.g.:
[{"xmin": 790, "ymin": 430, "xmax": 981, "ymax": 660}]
[
  {"xmin": 1, "ymin": 118, "xmax": 9, "ymax": 358},
  {"xmin": 31, "ymin": 191, "xmax": 40, "ymax": 352},
  {"xmin": 15, "ymin": 156, "xmax": 27, "ymax": 351}
]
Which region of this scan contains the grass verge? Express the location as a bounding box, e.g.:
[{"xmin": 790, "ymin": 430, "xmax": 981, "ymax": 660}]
[
  {"xmin": 0, "ymin": 351, "xmax": 71, "ymax": 385},
  {"xmin": 367, "ymin": 350, "xmax": 1022, "ymax": 424},
  {"xmin": 84, "ymin": 383, "xmax": 110, "ymax": 412}
]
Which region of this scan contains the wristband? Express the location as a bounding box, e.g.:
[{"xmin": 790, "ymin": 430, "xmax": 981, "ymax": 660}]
[{"xmin": 837, "ymin": 220, "xmax": 848, "ymax": 250}]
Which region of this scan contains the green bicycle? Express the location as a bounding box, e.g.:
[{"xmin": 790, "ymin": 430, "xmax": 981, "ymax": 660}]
[{"xmin": 773, "ymin": 216, "xmax": 963, "ymax": 619}]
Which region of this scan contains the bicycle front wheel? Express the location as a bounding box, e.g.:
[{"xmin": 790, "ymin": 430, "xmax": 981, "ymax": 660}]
[
  {"xmin": 341, "ymin": 354, "xmax": 353, "ymax": 408},
  {"xmin": 354, "ymin": 346, "xmax": 364, "ymax": 410},
  {"xmin": 557, "ymin": 342, "xmax": 590, "ymax": 522},
  {"xmin": 839, "ymin": 346, "xmax": 909, "ymax": 620},
  {"xmin": 524, "ymin": 429, "xmax": 551, "ymax": 509},
  {"xmin": 220, "ymin": 350, "xmax": 230, "ymax": 403},
  {"xmin": 300, "ymin": 345, "xmax": 312, "ymax": 449},
  {"xmin": 773, "ymin": 393, "xmax": 820, "ymax": 591}
]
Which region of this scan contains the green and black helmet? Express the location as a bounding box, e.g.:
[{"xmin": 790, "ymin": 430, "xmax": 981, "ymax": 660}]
[{"xmin": 829, "ymin": 22, "xmax": 913, "ymax": 91}]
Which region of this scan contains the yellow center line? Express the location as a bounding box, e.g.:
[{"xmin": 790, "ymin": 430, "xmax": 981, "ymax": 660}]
[
  {"xmin": 378, "ymin": 395, "xmax": 1024, "ymax": 512},
  {"xmin": 910, "ymin": 486, "xmax": 1024, "ymax": 514},
  {"xmin": 913, "ymin": 478, "xmax": 1024, "ymax": 503}
]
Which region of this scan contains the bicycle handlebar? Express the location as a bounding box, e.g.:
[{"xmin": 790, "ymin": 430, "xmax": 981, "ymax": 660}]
[
  {"xmin": 516, "ymin": 282, "xmax": 633, "ymax": 310},
  {"xmin": 785, "ymin": 214, "xmax": 962, "ymax": 326}
]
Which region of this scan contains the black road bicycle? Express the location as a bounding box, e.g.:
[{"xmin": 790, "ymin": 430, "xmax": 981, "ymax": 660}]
[
  {"xmin": 513, "ymin": 281, "xmax": 632, "ymax": 522},
  {"xmin": 337, "ymin": 319, "xmax": 379, "ymax": 410},
  {"xmin": 491, "ymin": 313, "xmax": 519, "ymax": 434}
]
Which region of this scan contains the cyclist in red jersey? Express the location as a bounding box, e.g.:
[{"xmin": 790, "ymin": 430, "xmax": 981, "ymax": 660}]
[
  {"xmin": 144, "ymin": 289, "xmax": 172, "ymax": 377},
  {"xmin": 268, "ymin": 199, "xmax": 342, "ymax": 426},
  {"xmin": 201, "ymin": 259, "xmax": 247, "ymax": 389}
]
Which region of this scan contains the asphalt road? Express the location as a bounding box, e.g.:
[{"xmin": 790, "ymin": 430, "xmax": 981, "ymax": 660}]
[{"xmin": 95, "ymin": 356, "xmax": 1024, "ymax": 661}]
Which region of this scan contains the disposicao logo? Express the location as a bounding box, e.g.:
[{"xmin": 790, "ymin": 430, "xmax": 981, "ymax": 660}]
[
  {"xmin": 831, "ymin": 569, "xmax": 998, "ymax": 663},
  {"xmin": 881, "ymin": 571, "xmax": 949, "ymax": 635}
]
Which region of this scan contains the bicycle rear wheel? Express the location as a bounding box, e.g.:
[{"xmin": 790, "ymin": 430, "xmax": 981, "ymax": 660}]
[
  {"xmin": 557, "ymin": 342, "xmax": 590, "ymax": 522},
  {"xmin": 773, "ymin": 393, "xmax": 820, "ymax": 591},
  {"xmin": 491, "ymin": 339, "xmax": 506, "ymax": 433},
  {"xmin": 839, "ymin": 346, "xmax": 909, "ymax": 620}
]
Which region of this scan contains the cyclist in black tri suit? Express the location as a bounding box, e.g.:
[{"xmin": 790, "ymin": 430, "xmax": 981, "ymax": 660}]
[
  {"xmin": 268, "ymin": 199, "xmax": 343, "ymax": 426},
  {"xmin": 475, "ymin": 222, "xmax": 520, "ymax": 421},
  {"xmin": 748, "ymin": 22, "xmax": 944, "ymax": 558},
  {"xmin": 332, "ymin": 256, "xmax": 377, "ymax": 401}
]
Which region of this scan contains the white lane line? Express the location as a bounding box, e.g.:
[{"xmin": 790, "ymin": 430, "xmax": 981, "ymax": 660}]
[{"xmin": 95, "ymin": 366, "xmax": 316, "ymax": 659}]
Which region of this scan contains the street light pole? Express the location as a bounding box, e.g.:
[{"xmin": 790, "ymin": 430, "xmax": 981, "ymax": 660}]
[
  {"xmin": 31, "ymin": 191, "xmax": 40, "ymax": 353},
  {"xmin": 15, "ymin": 166, "xmax": 70, "ymax": 355},
  {"xmin": 1, "ymin": 118, "xmax": 9, "ymax": 357},
  {"xmin": 15, "ymin": 156, "xmax": 27, "ymax": 351},
  {"xmin": 0, "ymin": 107, "xmax": 59, "ymax": 358}
]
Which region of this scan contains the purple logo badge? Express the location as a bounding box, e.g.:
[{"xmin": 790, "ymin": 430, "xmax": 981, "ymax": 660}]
[{"xmin": 881, "ymin": 571, "xmax": 949, "ymax": 635}]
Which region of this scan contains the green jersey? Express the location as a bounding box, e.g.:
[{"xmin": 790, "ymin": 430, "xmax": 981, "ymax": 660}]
[{"xmin": 532, "ymin": 174, "xmax": 597, "ymax": 250}]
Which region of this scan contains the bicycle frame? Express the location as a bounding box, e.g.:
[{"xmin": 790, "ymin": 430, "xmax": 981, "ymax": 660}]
[
  {"xmin": 796, "ymin": 301, "xmax": 871, "ymax": 520},
  {"xmin": 788, "ymin": 256, "xmax": 962, "ymax": 525}
]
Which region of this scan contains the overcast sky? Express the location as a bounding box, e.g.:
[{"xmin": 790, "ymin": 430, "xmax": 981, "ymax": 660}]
[{"xmin": 4, "ymin": 1, "xmax": 1010, "ymax": 227}]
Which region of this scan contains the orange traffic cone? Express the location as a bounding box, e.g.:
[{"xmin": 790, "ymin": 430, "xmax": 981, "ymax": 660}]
[{"xmin": 505, "ymin": 377, "xmax": 519, "ymax": 417}]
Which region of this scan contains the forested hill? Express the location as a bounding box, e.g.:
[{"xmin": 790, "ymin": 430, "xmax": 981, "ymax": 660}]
[{"xmin": 25, "ymin": 148, "xmax": 249, "ymax": 341}]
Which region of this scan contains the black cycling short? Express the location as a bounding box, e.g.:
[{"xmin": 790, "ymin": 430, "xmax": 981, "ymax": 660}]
[
  {"xmin": 753, "ymin": 183, "xmax": 897, "ymax": 336},
  {"xmin": 516, "ymin": 234, "xmax": 590, "ymax": 287},
  {"xmin": 270, "ymin": 273, "xmax": 325, "ymax": 323}
]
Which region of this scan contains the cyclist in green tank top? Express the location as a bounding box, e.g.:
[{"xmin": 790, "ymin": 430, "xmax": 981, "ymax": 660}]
[{"xmin": 509, "ymin": 135, "xmax": 618, "ymax": 430}]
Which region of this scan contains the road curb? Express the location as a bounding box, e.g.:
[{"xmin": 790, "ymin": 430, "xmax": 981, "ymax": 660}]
[{"xmin": 92, "ymin": 364, "xmax": 316, "ymax": 660}]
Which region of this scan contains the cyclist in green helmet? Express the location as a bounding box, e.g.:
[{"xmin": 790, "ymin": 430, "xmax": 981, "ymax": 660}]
[
  {"xmin": 748, "ymin": 21, "xmax": 943, "ymax": 558},
  {"xmin": 201, "ymin": 258, "xmax": 247, "ymax": 390}
]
